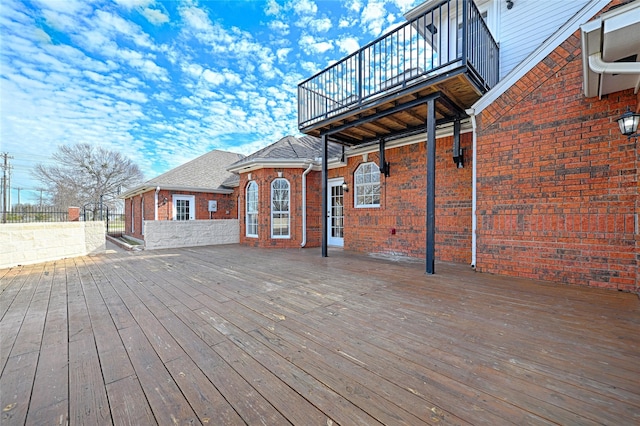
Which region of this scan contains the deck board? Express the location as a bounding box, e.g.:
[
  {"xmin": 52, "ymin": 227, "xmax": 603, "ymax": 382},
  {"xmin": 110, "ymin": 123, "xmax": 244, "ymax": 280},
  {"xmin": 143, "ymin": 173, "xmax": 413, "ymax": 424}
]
[{"xmin": 1, "ymin": 245, "xmax": 639, "ymax": 425}]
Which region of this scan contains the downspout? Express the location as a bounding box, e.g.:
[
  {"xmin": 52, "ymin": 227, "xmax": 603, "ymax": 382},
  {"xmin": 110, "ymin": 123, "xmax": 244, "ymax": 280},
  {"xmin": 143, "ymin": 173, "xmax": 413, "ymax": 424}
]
[
  {"xmin": 154, "ymin": 186, "xmax": 160, "ymax": 221},
  {"xmin": 466, "ymin": 108, "xmax": 478, "ymax": 269},
  {"xmin": 300, "ymin": 162, "xmax": 314, "ymax": 247}
]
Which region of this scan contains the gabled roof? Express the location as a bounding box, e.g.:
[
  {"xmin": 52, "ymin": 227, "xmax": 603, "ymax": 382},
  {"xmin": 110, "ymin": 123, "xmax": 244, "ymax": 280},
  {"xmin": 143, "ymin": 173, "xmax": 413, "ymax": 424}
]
[
  {"xmin": 227, "ymin": 135, "xmax": 345, "ymax": 173},
  {"xmin": 120, "ymin": 149, "xmax": 244, "ymax": 198}
]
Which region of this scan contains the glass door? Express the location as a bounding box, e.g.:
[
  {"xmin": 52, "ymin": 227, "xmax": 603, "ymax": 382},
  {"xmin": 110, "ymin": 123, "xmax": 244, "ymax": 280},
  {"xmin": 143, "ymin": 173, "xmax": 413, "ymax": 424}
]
[{"xmin": 327, "ymin": 179, "xmax": 344, "ymax": 247}]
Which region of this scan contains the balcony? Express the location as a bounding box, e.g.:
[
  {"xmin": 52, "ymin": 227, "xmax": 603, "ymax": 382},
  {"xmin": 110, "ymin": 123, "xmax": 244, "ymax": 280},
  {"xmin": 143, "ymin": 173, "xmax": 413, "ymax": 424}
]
[{"xmin": 298, "ymin": 0, "xmax": 499, "ymax": 145}]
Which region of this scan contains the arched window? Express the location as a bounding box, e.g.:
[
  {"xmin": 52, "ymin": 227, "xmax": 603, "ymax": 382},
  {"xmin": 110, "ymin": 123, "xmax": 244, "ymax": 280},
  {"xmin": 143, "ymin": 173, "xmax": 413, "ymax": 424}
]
[
  {"xmin": 246, "ymin": 181, "xmax": 258, "ymax": 237},
  {"xmin": 354, "ymin": 162, "xmax": 380, "ymax": 207},
  {"xmin": 271, "ymin": 178, "xmax": 290, "ymax": 238}
]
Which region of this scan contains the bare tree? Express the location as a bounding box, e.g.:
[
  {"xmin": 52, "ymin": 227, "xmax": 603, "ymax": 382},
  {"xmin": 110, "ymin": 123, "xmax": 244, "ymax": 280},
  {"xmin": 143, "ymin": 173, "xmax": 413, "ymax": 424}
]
[{"xmin": 33, "ymin": 143, "xmax": 143, "ymax": 210}]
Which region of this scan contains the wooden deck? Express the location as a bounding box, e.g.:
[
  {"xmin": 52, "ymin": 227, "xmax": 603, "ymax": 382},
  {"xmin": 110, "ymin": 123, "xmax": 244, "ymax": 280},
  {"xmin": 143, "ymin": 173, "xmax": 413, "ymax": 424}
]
[{"xmin": 1, "ymin": 245, "xmax": 639, "ymax": 425}]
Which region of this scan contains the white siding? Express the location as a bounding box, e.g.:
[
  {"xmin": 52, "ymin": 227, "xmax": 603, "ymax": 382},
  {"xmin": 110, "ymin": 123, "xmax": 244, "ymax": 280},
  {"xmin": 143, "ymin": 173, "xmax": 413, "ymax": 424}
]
[{"xmin": 496, "ymin": 0, "xmax": 590, "ymax": 78}]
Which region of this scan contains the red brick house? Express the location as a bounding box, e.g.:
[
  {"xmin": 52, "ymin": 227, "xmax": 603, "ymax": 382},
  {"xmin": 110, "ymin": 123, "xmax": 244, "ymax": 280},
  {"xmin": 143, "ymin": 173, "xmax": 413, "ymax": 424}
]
[
  {"xmin": 120, "ymin": 150, "xmax": 244, "ymax": 242},
  {"xmin": 227, "ymin": 135, "xmax": 343, "ymax": 248},
  {"xmin": 279, "ymin": 0, "xmax": 638, "ymax": 292}
]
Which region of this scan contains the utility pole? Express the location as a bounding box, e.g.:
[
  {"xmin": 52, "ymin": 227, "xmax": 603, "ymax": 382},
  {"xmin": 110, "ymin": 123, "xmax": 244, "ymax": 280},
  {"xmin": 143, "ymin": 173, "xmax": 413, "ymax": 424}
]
[{"xmin": 1, "ymin": 152, "xmax": 13, "ymax": 223}]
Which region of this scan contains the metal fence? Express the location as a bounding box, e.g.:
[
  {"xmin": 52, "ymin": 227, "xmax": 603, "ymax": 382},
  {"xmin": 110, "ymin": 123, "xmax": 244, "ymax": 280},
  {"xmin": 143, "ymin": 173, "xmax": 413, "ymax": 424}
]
[
  {"xmin": 82, "ymin": 203, "xmax": 124, "ymax": 236},
  {"xmin": 298, "ymin": 0, "xmax": 499, "ymax": 128},
  {"xmin": 1, "ymin": 207, "xmax": 68, "ymax": 223}
]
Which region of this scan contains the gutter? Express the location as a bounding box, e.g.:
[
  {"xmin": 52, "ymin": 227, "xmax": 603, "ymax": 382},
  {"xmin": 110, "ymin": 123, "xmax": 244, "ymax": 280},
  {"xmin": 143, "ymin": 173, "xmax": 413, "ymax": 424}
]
[
  {"xmin": 300, "ymin": 162, "xmax": 315, "ymax": 247},
  {"xmin": 154, "ymin": 186, "xmax": 160, "ymax": 221},
  {"xmin": 466, "ymin": 108, "xmax": 478, "ymax": 269},
  {"xmin": 588, "ymin": 53, "xmax": 640, "ymax": 89}
]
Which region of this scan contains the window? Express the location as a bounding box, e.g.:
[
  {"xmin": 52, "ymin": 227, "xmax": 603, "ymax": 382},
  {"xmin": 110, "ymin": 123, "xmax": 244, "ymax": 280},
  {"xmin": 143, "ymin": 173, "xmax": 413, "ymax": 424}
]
[
  {"xmin": 354, "ymin": 162, "xmax": 380, "ymax": 207},
  {"xmin": 271, "ymin": 178, "xmax": 290, "ymax": 238},
  {"xmin": 246, "ymin": 181, "xmax": 258, "ymax": 237},
  {"xmin": 173, "ymin": 195, "xmax": 195, "ymax": 220}
]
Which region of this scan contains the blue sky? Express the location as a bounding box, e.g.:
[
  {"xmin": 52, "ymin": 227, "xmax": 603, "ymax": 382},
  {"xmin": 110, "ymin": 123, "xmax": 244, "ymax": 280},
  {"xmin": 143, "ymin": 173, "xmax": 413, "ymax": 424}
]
[{"xmin": 0, "ymin": 0, "xmax": 422, "ymax": 205}]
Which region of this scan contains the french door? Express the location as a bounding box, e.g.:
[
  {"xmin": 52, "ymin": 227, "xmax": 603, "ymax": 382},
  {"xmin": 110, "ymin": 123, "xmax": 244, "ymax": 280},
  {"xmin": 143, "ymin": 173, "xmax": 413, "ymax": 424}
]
[{"xmin": 327, "ymin": 179, "xmax": 344, "ymax": 247}]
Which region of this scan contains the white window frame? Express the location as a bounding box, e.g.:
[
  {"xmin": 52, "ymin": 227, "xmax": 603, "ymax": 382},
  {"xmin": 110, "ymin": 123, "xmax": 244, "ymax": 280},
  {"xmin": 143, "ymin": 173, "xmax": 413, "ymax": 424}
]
[
  {"xmin": 173, "ymin": 195, "xmax": 195, "ymax": 220},
  {"xmin": 271, "ymin": 178, "xmax": 290, "ymax": 239},
  {"xmin": 130, "ymin": 198, "xmax": 135, "ymax": 233},
  {"xmin": 246, "ymin": 181, "xmax": 258, "ymax": 237},
  {"xmin": 354, "ymin": 162, "xmax": 381, "ymax": 208}
]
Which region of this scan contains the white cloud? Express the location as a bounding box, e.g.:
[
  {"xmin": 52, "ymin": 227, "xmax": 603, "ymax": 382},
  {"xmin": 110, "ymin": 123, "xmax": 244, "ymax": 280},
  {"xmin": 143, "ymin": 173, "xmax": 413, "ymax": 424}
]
[
  {"xmin": 293, "ymin": 0, "xmax": 317, "ymax": 16},
  {"xmin": 391, "ymin": 0, "xmax": 421, "ymax": 13},
  {"xmin": 33, "ymin": 0, "xmax": 89, "ymax": 15},
  {"xmin": 202, "ymin": 69, "xmax": 225, "ymax": 86},
  {"xmin": 300, "ymin": 61, "xmax": 320, "ymax": 74},
  {"xmin": 141, "ymin": 7, "xmax": 169, "ymax": 25},
  {"xmin": 268, "ymin": 20, "xmax": 289, "ymax": 35},
  {"xmin": 345, "ymin": 0, "xmax": 363, "ymax": 13},
  {"xmin": 361, "ymin": 0, "xmax": 387, "ymax": 36},
  {"xmin": 264, "ymin": 0, "xmax": 281, "ymax": 16},
  {"xmin": 276, "ymin": 47, "xmax": 292, "ymax": 61},
  {"xmin": 309, "ymin": 17, "xmax": 332, "ymax": 32},
  {"xmin": 339, "ymin": 18, "xmax": 355, "ymax": 28},
  {"xmin": 337, "ymin": 36, "xmax": 359, "ymax": 54},
  {"xmin": 180, "ymin": 5, "xmax": 214, "ymax": 33},
  {"xmin": 299, "ymin": 34, "xmax": 333, "ymax": 55},
  {"xmin": 113, "ymin": 0, "xmax": 154, "ymax": 8}
]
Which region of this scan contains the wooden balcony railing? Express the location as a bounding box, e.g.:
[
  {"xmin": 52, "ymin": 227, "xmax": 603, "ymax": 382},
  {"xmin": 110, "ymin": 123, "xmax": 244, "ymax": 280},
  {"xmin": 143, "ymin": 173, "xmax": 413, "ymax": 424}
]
[{"xmin": 298, "ymin": 0, "xmax": 499, "ymax": 131}]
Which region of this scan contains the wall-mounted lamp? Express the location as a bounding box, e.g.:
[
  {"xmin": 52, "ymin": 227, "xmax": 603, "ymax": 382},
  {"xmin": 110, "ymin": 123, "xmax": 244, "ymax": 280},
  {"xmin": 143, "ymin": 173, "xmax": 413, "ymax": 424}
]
[
  {"xmin": 158, "ymin": 197, "xmax": 168, "ymax": 206},
  {"xmin": 342, "ymin": 182, "xmax": 349, "ymax": 192},
  {"xmin": 617, "ymin": 107, "xmax": 640, "ymax": 139},
  {"xmin": 506, "ymin": 0, "xmax": 514, "ymax": 10}
]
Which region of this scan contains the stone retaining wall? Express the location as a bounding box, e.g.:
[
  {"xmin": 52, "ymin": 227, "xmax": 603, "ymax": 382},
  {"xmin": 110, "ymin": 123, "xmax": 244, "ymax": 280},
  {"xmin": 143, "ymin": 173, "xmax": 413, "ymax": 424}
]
[
  {"xmin": 0, "ymin": 221, "xmax": 105, "ymax": 268},
  {"xmin": 143, "ymin": 219, "xmax": 239, "ymax": 250}
]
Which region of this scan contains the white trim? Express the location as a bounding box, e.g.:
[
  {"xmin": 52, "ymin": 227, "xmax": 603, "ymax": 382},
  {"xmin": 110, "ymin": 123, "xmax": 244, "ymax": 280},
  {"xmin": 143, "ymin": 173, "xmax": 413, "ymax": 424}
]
[
  {"xmin": 130, "ymin": 198, "xmax": 135, "ymax": 233},
  {"xmin": 245, "ymin": 181, "xmax": 258, "ymax": 238},
  {"xmin": 172, "ymin": 195, "xmax": 195, "ymax": 221},
  {"xmin": 120, "ymin": 185, "xmax": 232, "ymax": 199},
  {"xmin": 228, "ymin": 158, "xmax": 344, "ymax": 174},
  {"xmin": 354, "ymin": 162, "xmax": 381, "ymax": 208},
  {"xmin": 472, "ymin": 0, "xmax": 610, "ymax": 114},
  {"xmin": 327, "ymin": 178, "xmax": 345, "ymax": 247},
  {"xmin": 154, "ymin": 186, "xmax": 159, "ymax": 221},
  {"xmin": 467, "ymin": 108, "xmax": 478, "ymax": 269},
  {"xmin": 270, "ymin": 178, "xmax": 291, "ymax": 239}
]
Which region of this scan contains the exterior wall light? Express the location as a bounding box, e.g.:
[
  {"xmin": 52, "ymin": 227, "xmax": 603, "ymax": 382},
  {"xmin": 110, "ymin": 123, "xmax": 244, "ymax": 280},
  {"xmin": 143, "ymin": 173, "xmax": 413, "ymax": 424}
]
[
  {"xmin": 617, "ymin": 107, "xmax": 640, "ymax": 139},
  {"xmin": 342, "ymin": 182, "xmax": 349, "ymax": 192}
]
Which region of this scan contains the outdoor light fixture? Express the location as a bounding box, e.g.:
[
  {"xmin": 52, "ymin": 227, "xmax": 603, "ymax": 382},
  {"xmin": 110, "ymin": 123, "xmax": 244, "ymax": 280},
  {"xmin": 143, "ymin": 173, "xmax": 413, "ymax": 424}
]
[
  {"xmin": 342, "ymin": 182, "xmax": 349, "ymax": 192},
  {"xmin": 617, "ymin": 107, "xmax": 640, "ymax": 139},
  {"xmin": 506, "ymin": 0, "xmax": 514, "ymax": 10}
]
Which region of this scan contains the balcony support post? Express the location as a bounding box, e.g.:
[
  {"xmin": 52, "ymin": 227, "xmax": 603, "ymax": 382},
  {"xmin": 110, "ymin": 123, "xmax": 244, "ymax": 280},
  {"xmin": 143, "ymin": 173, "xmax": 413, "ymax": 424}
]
[
  {"xmin": 321, "ymin": 133, "xmax": 328, "ymax": 257},
  {"xmin": 426, "ymin": 96, "xmax": 438, "ymax": 274}
]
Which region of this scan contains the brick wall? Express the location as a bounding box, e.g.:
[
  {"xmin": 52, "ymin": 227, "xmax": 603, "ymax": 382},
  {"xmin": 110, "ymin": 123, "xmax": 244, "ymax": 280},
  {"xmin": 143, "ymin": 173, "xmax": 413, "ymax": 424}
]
[
  {"xmin": 238, "ymin": 167, "xmax": 322, "ymax": 248},
  {"xmin": 124, "ymin": 189, "xmax": 237, "ymax": 241},
  {"xmin": 476, "ymin": 29, "xmax": 638, "ymax": 292},
  {"xmin": 339, "ymin": 135, "xmax": 473, "ymax": 263},
  {"xmin": 236, "ymin": 136, "xmax": 472, "ymax": 262}
]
